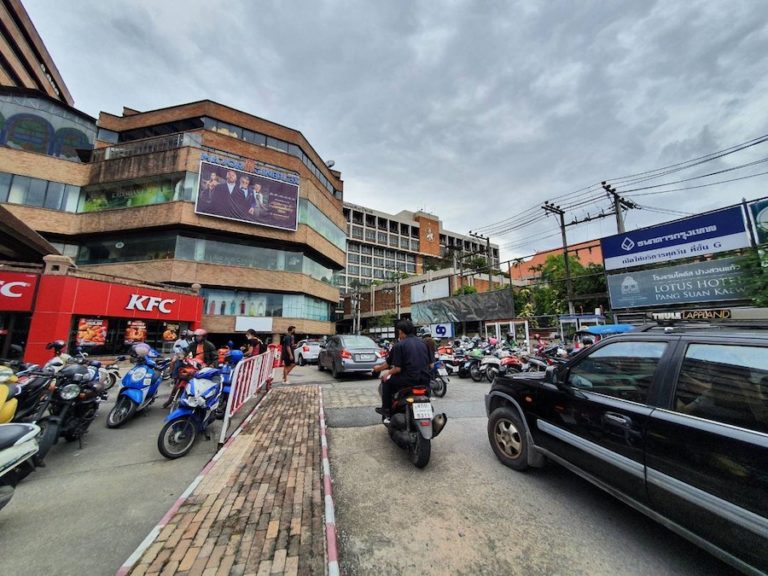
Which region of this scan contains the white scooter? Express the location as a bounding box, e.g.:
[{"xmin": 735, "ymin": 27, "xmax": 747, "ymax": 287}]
[{"xmin": 0, "ymin": 423, "xmax": 40, "ymax": 511}]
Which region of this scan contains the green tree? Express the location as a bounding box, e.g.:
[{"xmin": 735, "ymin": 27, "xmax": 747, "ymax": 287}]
[
  {"xmin": 454, "ymin": 285, "xmax": 478, "ymax": 296},
  {"xmin": 734, "ymin": 249, "xmax": 768, "ymax": 306}
]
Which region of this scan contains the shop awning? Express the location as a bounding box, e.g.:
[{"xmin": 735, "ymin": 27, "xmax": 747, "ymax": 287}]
[{"xmin": 0, "ymin": 204, "xmax": 59, "ymax": 262}]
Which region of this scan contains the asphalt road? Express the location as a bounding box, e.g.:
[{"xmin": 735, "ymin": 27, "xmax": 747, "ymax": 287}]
[
  {"xmin": 1, "ymin": 372, "xmax": 216, "ymax": 576},
  {"xmin": 322, "ymin": 373, "xmax": 740, "ymax": 576}
]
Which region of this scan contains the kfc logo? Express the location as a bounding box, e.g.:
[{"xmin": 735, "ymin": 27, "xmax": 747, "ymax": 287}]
[
  {"xmin": 0, "ymin": 281, "xmax": 30, "ymax": 298},
  {"xmin": 126, "ymin": 294, "xmax": 176, "ymax": 314}
]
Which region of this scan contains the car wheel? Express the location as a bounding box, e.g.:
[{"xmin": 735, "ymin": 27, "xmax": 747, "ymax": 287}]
[
  {"xmin": 487, "ymin": 406, "xmax": 529, "ymax": 471},
  {"xmin": 317, "ymin": 359, "xmax": 325, "ymax": 371},
  {"xmin": 331, "ymin": 361, "xmax": 340, "ymax": 379},
  {"xmin": 297, "ymin": 354, "xmax": 305, "ymax": 366}
]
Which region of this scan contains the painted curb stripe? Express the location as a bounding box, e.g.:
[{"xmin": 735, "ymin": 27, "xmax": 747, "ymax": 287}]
[
  {"xmin": 115, "ymin": 389, "xmax": 270, "ymax": 576},
  {"xmin": 319, "ymin": 387, "xmax": 340, "ymax": 574}
]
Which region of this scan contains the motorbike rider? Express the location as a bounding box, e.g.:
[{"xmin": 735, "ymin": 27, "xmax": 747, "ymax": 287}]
[
  {"xmin": 419, "ymin": 328, "xmax": 436, "ymax": 368},
  {"xmin": 191, "ymin": 329, "xmax": 217, "ymax": 366},
  {"xmin": 503, "ymin": 332, "xmax": 517, "ymax": 349},
  {"xmin": 374, "ymin": 319, "xmax": 431, "ymax": 424}
]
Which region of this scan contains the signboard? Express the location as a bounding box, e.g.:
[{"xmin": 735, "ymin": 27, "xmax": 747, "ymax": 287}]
[
  {"xmin": 607, "ymin": 257, "xmax": 746, "ymax": 309},
  {"xmin": 748, "ymin": 198, "xmax": 768, "ymax": 244},
  {"xmin": 411, "ymin": 278, "xmax": 450, "ymax": 304},
  {"xmin": 412, "ymin": 290, "xmax": 516, "ymax": 324},
  {"xmin": 195, "ymin": 160, "xmax": 299, "ymax": 231},
  {"xmin": 234, "ymin": 316, "xmax": 274, "ymax": 333},
  {"xmin": 601, "ymin": 206, "xmax": 749, "ymax": 271},
  {"xmin": 429, "ymin": 323, "xmax": 454, "ymax": 338},
  {"xmin": 124, "ymin": 320, "xmax": 147, "ymax": 344},
  {"xmin": 0, "ymin": 271, "xmax": 38, "ymax": 312},
  {"xmin": 77, "ymin": 318, "xmax": 108, "ymax": 346},
  {"xmin": 650, "ymin": 309, "xmax": 732, "ymax": 321}
]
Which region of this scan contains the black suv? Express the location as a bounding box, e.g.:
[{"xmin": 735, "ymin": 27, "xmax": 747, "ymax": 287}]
[{"xmin": 486, "ymin": 327, "xmax": 768, "ymax": 575}]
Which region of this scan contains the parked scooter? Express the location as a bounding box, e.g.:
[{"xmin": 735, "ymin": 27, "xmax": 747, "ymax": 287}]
[
  {"xmin": 379, "ymin": 378, "xmax": 447, "ymax": 469},
  {"xmin": 46, "ymin": 361, "xmax": 106, "ymax": 445},
  {"xmin": 0, "ymin": 422, "xmax": 40, "ymax": 512},
  {"xmin": 430, "ymin": 359, "xmax": 449, "ymax": 398},
  {"xmin": 106, "ymin": 343, "xmax": 162, "ymax": 428},
  {"xmin": 157, "ymin": 366, "xmax": 222, "ymax": 459}
]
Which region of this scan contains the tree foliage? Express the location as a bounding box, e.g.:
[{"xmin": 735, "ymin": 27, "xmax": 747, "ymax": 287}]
[
  {"xmin": 454, "ymin": 285, "xmax": 478, "ymax": 296},
  {"xmin": 734, "ymin": 249, "xmax": 768, "ymax": 307}
]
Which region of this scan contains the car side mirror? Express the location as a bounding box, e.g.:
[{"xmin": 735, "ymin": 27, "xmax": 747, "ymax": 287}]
[{"xmin": 545, "ymin": 364, "xmax": 570, "ymax": 390}]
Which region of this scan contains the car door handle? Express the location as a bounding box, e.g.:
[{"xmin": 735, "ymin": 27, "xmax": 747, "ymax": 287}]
[{"xmin": 604, "ymin": 412, "xmax": 631, "ymax": 426}]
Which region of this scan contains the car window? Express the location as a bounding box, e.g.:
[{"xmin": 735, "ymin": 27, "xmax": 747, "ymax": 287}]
[
  {"xmin": 567, "ymin": 341, "xmax": 667, "ymax": 403},
  {"xmin": 673, "ymin": 343, "xmax": 768, "ymax": 433},
  {"xmin": 341, "ymin": 336, "xmax": 376, "ymax": 347}
]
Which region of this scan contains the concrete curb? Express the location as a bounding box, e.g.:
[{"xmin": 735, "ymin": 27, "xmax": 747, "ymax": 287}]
[
  {"xmin": 319, "ymin": 388, "xmax": 340, "ymax": 576},
  {"xmin": 114, "ymin": 389, "xmax": 271, "ymax": 576}
]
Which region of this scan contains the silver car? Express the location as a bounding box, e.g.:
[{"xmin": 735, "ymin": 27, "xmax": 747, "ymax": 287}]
[
  {"xmin": 318, "ymin": 335, "xmax": 387, "ymax": 378},
  {"xmin": 294, "ymin": 339, "xmax": 322, "ymax": 365}
]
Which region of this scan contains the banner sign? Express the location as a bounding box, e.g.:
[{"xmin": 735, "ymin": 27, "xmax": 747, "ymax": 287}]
[
  {"xmin": 195, "ymin": 160, "xmax": 299, "ymax": 231},
  {"xmin": 77, "ymin": 318, "xmax": 108, "ymax": 346},
  {"xmin": 411, "ymin": 278, "xmax": 450, "ymax": 304},
  {"xmin": 601, "ymin": 206, "xmax": 749, "ymax": 271},
  {"xmin": 412, "ymin": 290, "xmax": 516, "ymax": 324},
  {"xmin": 650, "ymin": 309, "xmax": 732, "ymax": 321},
  {"xmin": 0, "ymin": 271, "xmax": 38, "ymax": 312},
  {"xmin": 429, "ymin": 323, "xmax": 454, "ymax": 338},
  {"xmin": 748, "ymin": 198, "xmax": 768, "ymax": 245},
  {"xmin": 607, "ymin": 257, "xmax": 747, "ymax": 309}
]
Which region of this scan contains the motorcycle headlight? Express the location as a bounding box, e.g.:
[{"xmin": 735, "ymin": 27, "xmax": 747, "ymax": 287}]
[
  {"xmin": 59, "ymin": 383, "xmax": 81, "ymax": 400},
  {"xmin": 0, "ymin": 366, "xmax": 13, "ymax": 384}
]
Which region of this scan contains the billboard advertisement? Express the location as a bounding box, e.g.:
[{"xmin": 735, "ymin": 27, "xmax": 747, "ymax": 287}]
[
  {"xmin": 411, "ymin": 277, "xmax": 451, "ymax": 304},
  {"xmin": 601, "ymin": 206, "xmax": 749, "ymax": 271},
  {"xmin": 412, "ymin": 290, "xmax": 516, "ymax": 324},
  {"xmin": 124, "ymin": 320, "xmax": 147, "ymax": 344},
  {"xmin": 77, "ymin": 318, "xmax": 108, "ymax": 347},
  {"xmin": 748, "ymin": 198, "xmax": 768, "ymax": 245},
  {"xmin": 607, "ymin": 257, "xmax": 747, "ymax": 309},
  {"xmin": 195, "ymin": 160, "xmax": 299, "ymax": 231}
]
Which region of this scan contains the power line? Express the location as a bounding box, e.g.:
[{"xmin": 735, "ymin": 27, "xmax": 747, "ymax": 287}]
[{"xmin": 626, "ymin": 167, "xmax": 768, "ymax": 197}]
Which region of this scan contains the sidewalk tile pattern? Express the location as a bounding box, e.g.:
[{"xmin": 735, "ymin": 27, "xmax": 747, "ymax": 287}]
[{"xmin": 127, "ymin": 385, "xmax": 324, "ymax": 576}]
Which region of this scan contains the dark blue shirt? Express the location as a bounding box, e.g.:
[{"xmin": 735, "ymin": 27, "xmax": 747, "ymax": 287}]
[{"xmin": 390, "ymin": 335, "xmax": 431, "ymax": 382}]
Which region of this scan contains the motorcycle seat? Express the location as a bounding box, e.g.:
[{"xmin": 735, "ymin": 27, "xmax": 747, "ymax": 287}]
[
  {"xmin": 0, "ymin": 423, "xmax": 37, "ymax": 451},
  {"xmin": 88, "ymin": 361, "xmax": 102, "ymax": 369}
]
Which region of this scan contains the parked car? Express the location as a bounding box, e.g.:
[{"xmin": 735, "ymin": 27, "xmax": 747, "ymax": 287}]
[
  {"xmin": 294, "ymin": 340, "xmax": 322, "ymax": 365},
  {"xmin": 318, "ymin": 335, "xmax": 387, "ymax": 378},
  {"xmin": 485, "ymin": 325, "xmax": 768, "ymax": 575}
]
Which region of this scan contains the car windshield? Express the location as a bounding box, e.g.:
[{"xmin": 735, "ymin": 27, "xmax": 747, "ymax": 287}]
[{"xmin": 342, "ymin": 336, "xmax": 377, "ymax": 348}]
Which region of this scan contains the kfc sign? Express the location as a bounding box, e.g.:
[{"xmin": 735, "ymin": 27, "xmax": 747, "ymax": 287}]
[
  {"xmin": 0, "ymin": 272, "xmax": 38, "ymax": 312},
  {"xmin": 125, "ymin": 294, "xmax": 176, "ymax": 314}
]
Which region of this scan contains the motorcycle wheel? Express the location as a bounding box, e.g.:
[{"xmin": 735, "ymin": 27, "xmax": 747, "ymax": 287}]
[
  {"xmin": 105, "ymin": 373, "xmax": 118, "ymax": 391},
  {"xmin": 470, "ymin": 363, "xmax": 484, "ymax": 382},
  {"xmin": 432, "ymin": 377, "xmax": 447, "ymax": 398},
  {"xmin": 409, "ymin": 434, "xmax": 431, "ymax": 468},
  {"xmin": 106, "ymin": 396, "xmax": 136, "ymax": 429},
  {"xmin": 35, "ymin": 417, "xmax": 59, "ymax": 462},
  {"xmin": 158, "ymin": 417, "xmax": 197, "ymax": 459},
  {"xmin": 486, "ymin": 366, "xmax": 499, "ymax": 383}
]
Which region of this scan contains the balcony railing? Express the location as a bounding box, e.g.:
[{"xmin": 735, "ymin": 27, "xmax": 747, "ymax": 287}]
[{"xmin": 91, "ymin": 132, "xmax": 201, "ymax": 162}]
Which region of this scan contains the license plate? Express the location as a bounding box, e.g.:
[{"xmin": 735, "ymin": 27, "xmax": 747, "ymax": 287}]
[
  {"xmin": 437, "ymin": 367, "xmax": 448, "ymax": 376},
  {"xmin": 412, "ymin": 402, "xmax": 433, "ymax": 420},
  {"xmin": 357, "ymin": 354, "xmax": 375, "ymax": 361}
]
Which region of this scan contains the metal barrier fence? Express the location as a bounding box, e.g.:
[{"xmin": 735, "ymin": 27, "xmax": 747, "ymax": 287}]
[{"xmin": 218, "ymin": 349, "xmax": 276, "ymax": 445}]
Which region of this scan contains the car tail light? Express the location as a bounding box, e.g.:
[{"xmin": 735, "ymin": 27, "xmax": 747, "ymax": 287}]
[
  {"xmin": 376, "ymin": 350, "xmax": 387, "ymax": 358},
  {"xmin": 341, "ymin": 349, "xmax": 352, "ymax": 359},
  {"xmin": 303, "ymin": 346, "xmax": 310, "ymax": 352}
]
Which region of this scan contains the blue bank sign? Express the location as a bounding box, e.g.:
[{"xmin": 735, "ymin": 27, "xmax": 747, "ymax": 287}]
[
  {"xmin": 607, "ymin": 257, "xmax": 746, "ymax": 309},
  {"xmin": 601, "ymin": 206, "xmax": 749, "ymax": 271}
]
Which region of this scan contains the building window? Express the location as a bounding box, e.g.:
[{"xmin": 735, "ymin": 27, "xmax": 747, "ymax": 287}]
[
  {"xmin": 360, "ymin": 256, "xmax": 372, "ymax": 265},
  {"xmin": 348, "ymin": 265, "xmax": 360, "ymax": 275},
  {"xmin": 361, "ymin": 267, "xmax": 372, "ymax": 277},
  {"xmin": 360, "ymin": 244, "xmax": 372, "ymax": 255},
  {"xmin": 348, "ymin": 253, "xmax": 360, "ymax": 264},
  {"xmin": 411, "ymin": 240, "xmax": 419, "ymax": 251},
  {"xmin": 374, "ymin": 247, "xmax": 385, "ymax": 257},
  {"xmin": 377, "ymin": 232, "xmax": 387, "ymax": 243},
  {"xmin": 351, "ymin": 226, "xmax": 363, "ymax": 239},
  {"xmin": 406, "ymin": 263, "xmax": 416, "ymax": 273},
  {"xmin": 396, "ymin": 252, "xmax": 406, "ymax": 261},
  {"xmin": 389, "ymin": 237, "xmax": 399, "ymax": 247},
  {"xmin": 365, "ymin": 229, "xmax": 376, "ymax": 242},
  {"xmin": 400, "ymin": 238, "xmax": 410, "ymax": 249},
  {"xmin": 348, "ymin": 242, "xmax": 360, "ymax": 253},
  {"xmin": 352, "ymin": 211, "xmax": 363, "ymax": 225},
  {"xmin": 298, "ymin": 199, "xmax": 347, "ymax": 251},
  {"xmin": 79, "ymin": 173, "xmax": 195, "ymax": 213},
  {"xmin": 374, "ymin": 257, "xmax": 384, "ymax": 267},
  {"xmin": 0, "ymin": 172, "xmax": 80, "ymax": 212}
]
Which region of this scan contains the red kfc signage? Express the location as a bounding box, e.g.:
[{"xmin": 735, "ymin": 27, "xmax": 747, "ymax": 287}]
[{"xmin": 0, "ymin": 271, "xmax": 38, "ymax": 312}]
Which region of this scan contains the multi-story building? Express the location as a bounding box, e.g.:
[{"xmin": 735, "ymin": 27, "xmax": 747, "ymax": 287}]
[
  {"xmin": 0, "ymin": 86, "xmax": 347, "ymax": 352},
  {"xmin": 509, "ymin": 240, "xmax": 603, "ymax": 283},
  {"xmin": 339, "ymin": 202, "xmax": 500, "ymax": 294}
]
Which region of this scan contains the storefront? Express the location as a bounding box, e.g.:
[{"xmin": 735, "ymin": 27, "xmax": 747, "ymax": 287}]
[
  {"xmin": 25, "ymin": 272, "xmax": 202, "ymax": 365},
  {"xmin": 0, "ymin": 270, "xmax": 40, "ymax": 359}
]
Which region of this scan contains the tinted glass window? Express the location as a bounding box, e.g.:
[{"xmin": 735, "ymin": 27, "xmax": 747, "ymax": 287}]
[
  {"xmin": 674, "ymin": 343, "xmax": 768, "ymax": 432},
  {"xmin": 342, "ymin": 336, "xmax": 377, "ymax": 348},
  {"xmin": 567, "ymin": 341, "xmax": 667, "ymax": 403}
]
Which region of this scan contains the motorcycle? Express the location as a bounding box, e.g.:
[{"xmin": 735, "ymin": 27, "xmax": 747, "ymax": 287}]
[
  {"xmin": 430, "ymin": 359, "xmax": 449, "ymax": 398},
  {"xmin": 0, "ymin": 422, "xmax": 40, "ymax": 512},
  {"xmin": 47, "ymin": 361, "xmax": 106, "ymax": 446},
  {"xmin": 466, "ymin": 346, "xmax": 491, "ymax": 382},
  {"xmin": 106, "ymin": 344, "xmax": 162, "ymax": 428},
  {"xmin": 164, "ymin": 357, "xmax": 203, "ymax": 410},
  {"xmin": 215, "ymin": 349, "xmax": 244, "ymax": 420},
  {"xmin": 158, "ymin": 366, "xmax": 222, "ymax": 459},
  {"xmin": 379, "ymin": 378, "xmax": 447, "ymax": 469},
  {"xmin": 103, "ymin": 358, "xmax": 124, "ymax": 392}
]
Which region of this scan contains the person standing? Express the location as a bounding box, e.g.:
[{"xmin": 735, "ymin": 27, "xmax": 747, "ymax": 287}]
[
  {"xmin": 245, "ymin": 329, "xmax": 264, "ymax": 357},
  {"xmin": 231, "ymin": 174, "xmax": 253, "ymax": 221},
  {"xmin": 211, "ymin": 169, "xmax": 238, "ymax": 219},
  {"xmin": 281, "ymin": 325, "xmax": 296, "ymax": 383}
]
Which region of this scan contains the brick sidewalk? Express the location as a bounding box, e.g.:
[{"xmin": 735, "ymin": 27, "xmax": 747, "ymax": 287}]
[{"xmin": 127, "ymin": 385, "xmax": 325, "ymax": 576}]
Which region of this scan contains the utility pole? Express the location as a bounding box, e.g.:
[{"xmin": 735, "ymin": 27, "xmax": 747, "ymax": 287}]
[
  {"xmin": 601, "ymin": 181, "xmax": 639, "ymax": 234},
  {"xmin": 470, "ymin": 231, "xmax": 493, "ymax": 290},
  {"xmin": 542, "ymin": 202, "xmax": 575, "ymax": 315}
]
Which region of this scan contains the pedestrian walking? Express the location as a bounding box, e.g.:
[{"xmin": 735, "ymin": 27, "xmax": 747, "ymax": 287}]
[{"xmin": 281, "ymin": 325, "xmax": 296, "ymax": 383}]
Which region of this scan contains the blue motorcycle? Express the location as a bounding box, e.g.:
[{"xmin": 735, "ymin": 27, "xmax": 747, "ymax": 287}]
[
  {"xmin": 106, "ymin": 343, "xmax": 163, "ymax": 428},
  {"xmin": 157, "ymin": 366, "xmax": 222, "ymax": 459},
  {"xmin": 430, "ymin": 359, "xmax": 449, "ymax": 398},
  {"xmin": 215, "ymin": 349, "xmax": 243, "ymax": 420}
]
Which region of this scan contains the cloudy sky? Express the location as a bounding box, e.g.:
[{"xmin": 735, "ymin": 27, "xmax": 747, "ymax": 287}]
[{"xmin": 24, "ymin": 0, "xmax": 768, "ymax": 262}]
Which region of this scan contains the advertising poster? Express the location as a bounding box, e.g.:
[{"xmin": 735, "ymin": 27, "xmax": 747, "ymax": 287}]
[
  {"xmin": 195, "ymin": 160, "xmax": 299, "ymax": 231},
  {"xmin": 411, "ymin": 278, "xmax": 451, "ymax": 304},
  {"xmin": 82, "ymin": 178, "xmax": 180, "ymax": 212},
  {"xmin": 203, "ymin": 289, "xmax": 268, "ymax": 317},
  {"xmin": 162, "ymin": 323, "xmax": 179, "ymax": 342},
  {"xmin": 749, "ymin": 198, "xmax": 768, "ymax": 245},
  {"xmin": 607, "ymin": 257, "xmax": 747, "ymax": 309},
  {"xmin": 124, "ymin": 320, "xmax": 147, "ymax": 344},
  {"xmin": 77, "ymin": 318, "xmax": 108, "ymax": 347},
  {"xmin": 601, "ymin": 206, "xmax": 749, "ymax": 271}
]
